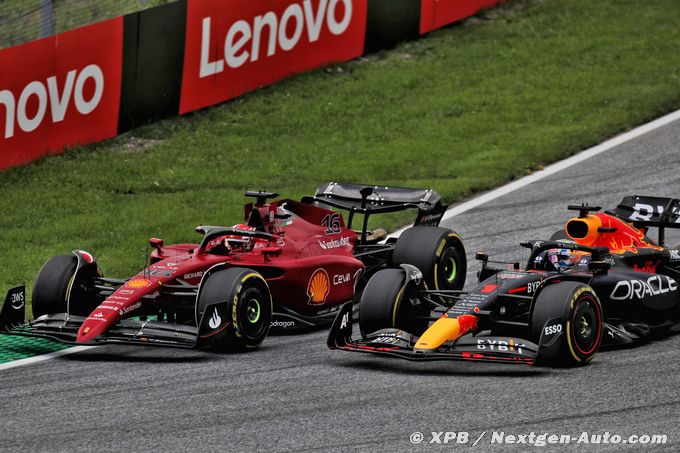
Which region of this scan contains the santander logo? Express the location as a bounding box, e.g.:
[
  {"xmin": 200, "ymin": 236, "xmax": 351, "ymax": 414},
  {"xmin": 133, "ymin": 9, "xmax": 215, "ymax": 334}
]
[
  {"xmin": 0, "ymin": 64, "xmax": 104, "ymax": 139},
  {"xmin": 199, "ymin": 0, "xmax": 354, "ymax": 77}
]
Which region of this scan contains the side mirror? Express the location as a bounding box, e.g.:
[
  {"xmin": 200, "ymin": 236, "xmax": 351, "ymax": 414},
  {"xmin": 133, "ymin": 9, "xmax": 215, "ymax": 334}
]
[
  {"xmin": 475, "ymin": 252, "xmax": 489, "ymax": 262},
  {"xmin": 150, "ymin": 237, "xmax": 164, "ymax": 249}
]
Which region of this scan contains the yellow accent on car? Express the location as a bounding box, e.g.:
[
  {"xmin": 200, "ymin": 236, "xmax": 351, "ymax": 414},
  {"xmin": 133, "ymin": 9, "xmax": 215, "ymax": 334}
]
[
  {"xmin": 232, "ymin": 285, "xmax": 241, "ymax": 338},
  {"xmin": 241, "ymin": 272, "xmax": 267, "ymax": 286},
  {"xmin": 565, "ymin": 319, "xmax": 581, "ymax": 362},
  {"xmin": 414, "ymin": 317, "xmax": 464, "ymax": 351},
  {"xmin": 392, "ymin": 285, "xmax": 406, "ymax": 327},
  {"xmin": 435, "ymin": 238, "xmax": 446, "ymax": 257}
]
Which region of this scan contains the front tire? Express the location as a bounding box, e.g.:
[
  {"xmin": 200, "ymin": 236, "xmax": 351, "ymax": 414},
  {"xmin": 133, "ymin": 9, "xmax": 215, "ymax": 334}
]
[
  {"xmin": 32, "ymin": 255, "xmax": 98, "ymax": 317},
  {"xmin": 392, "ymin": 226, "xmax": 466, "ymax": 293},
  {"xmin": 359, "ymin": 268, "xmax": 429, "ymax": 337},
  {"xmin": 531, "ymin": 281, "xmax": 603, "ymax": 366},
  {"xmin": 196, "ymin": 268, "xmax": 272, "ymax": 352}
]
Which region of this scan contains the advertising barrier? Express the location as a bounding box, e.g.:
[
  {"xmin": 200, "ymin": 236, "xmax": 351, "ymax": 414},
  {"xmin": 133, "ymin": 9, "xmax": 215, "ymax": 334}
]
[
  {"xmin": 180, "ymin": 0, "xmax": 368, "ymax": 114},
  {"xmin": 0, "ymin": 18, "xmax": 123, "ymax": 170},
  {"xmin": 0, "ymin": 0, "xmax": 505, "ymax": 170},
  {"xmin": 420, "ymin": 0, "xmax": 502, "ymax": 34},
  {"xmin": 118, "ymin": 1, "xmax": 187, "ymax": 133},
  {"xmin": 364, "ymin": 0, "xmax": 420, "ymax": 53}
]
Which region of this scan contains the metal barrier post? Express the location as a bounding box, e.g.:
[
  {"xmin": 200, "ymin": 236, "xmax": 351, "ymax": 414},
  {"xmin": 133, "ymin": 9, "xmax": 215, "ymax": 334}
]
[{"xmin": 39, "ymin": 0, "xmax": 55, "ymax": 38}]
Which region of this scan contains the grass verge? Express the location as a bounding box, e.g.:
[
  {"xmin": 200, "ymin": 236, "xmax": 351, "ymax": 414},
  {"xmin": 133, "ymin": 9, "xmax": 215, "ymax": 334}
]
[
  {"xmin": 0, "ymin": 0, "xmax": 173, "ymax": 49},
  {"xmin": 1, "ymin": 0, "xmax": 680, "ymax": 317}
]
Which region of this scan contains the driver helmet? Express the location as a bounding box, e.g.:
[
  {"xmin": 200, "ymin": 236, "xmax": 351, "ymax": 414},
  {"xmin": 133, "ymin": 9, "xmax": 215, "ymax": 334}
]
[{"xmin": 535, "ymin": 248, "xmax": 587, "ymax": 271}]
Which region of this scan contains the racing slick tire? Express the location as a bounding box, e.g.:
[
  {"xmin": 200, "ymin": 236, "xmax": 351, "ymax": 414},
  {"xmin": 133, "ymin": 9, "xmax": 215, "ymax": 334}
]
[
  {"xmin": 359, "ymin": 268, "xmax": 429, "ymax": 337},
  {"xmin": 531, "ymin": 281, "xmax": 603, "ymax": 367},
  {"xmin": 550, "ymin": 230, "xmax": 569, "ymax": 241},
  {"xmin": 391, "ymin": 226, "xmax": 466, "ymax": 294},
  {"xmin": 32, "ymin": 255, "xmax": 98, "ymax": 317},
  {"xmin": 196, "ymin": 267, "xmax": 272, "ymax": 352}
]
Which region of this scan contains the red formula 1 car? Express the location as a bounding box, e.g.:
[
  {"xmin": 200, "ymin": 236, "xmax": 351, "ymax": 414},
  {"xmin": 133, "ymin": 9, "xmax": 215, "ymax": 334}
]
[
  {"xmin": 1, "ymin": 183, "xmax": 466, "ymax": 351},
  {"xmin": 328, "ymin": 196, "xmax": 680, "ymax": 367}
]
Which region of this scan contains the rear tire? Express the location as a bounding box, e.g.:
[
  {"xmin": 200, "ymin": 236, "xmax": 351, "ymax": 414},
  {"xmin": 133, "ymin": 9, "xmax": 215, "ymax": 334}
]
[
  {"xmin": 531, "ymin": 281, "xmax": 603, "ymax": 366},
  {"xmin": 359, "ymin": 268, "xmax": 429, "ymax": 337},
  {"xmin": 196, "ymin": 268, "xmax": 272, "ymax": 352},
  {"xmin": 392, "ymin": 226, "xmax": 466, "ymax": 293},
  {"xmin": 550, "ymin": 230, "xmax": 569, "ymax": 241},
  {"xmin": 32, "ymin": 255, "xmax": 98, "ymax": 317}
]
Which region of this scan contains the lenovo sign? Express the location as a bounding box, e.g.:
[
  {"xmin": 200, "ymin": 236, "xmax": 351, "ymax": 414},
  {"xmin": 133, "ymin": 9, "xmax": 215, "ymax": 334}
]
[
  {"xmin": 1, "ymin": 65, "xmax": 104, "ymax": 139},
  {"xmin": 180, "ymin": 0, "xmax": 367, "ymax": 114},
  {"xmin": 0, "ymin": 18, "xmax": 123, "ymax": 170}
]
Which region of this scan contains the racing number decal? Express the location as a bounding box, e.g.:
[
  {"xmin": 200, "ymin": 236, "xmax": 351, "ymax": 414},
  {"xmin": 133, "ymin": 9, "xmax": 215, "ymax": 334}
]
[{"xmin": 322, "ymin": 213, "xmax": 342, "ymax": 235}]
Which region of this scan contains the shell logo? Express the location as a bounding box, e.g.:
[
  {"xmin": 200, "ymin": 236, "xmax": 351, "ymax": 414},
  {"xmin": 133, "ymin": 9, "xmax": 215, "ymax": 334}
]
[
  {"xmin": 126, "ymin": 278, "xmax": 151, "ymax": 289},
  {"xmin": 307, "ymin": 269, "xmax": 330, "ymax": 305}
]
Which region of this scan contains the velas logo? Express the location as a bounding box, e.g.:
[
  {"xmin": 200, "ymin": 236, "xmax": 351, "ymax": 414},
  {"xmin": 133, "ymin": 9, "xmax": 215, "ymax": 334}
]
[
  {"xmin": 199, "ymin": 0, "xmax": 354, "ymax": 76},
  {"xmin": 0, "ymin": 65, "xmax": 104, "ymax": 139}
]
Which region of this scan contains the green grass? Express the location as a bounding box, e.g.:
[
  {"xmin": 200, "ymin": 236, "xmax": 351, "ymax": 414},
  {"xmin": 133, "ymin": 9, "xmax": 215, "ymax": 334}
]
[
  {"xmin": 0, "ymin": 0, "xmax": 173, "ymax": 49},
  {"xmin": 2, "ymin": 0, "xmax": 680, "ymax": 318}
]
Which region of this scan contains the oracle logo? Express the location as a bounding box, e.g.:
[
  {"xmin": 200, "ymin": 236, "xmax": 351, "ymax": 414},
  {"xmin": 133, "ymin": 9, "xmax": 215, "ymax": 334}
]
[
  {"xmin": 0, "ymin": 64, "xmax": 104, "ymax": 139},
  {"xmin": 200, "ymin": 0, "xmax": 353, "ymax": 77}
]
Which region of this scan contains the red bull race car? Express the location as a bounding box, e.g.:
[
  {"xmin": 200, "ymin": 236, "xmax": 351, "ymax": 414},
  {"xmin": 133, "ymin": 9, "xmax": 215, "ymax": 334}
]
[
  {"xmin": 0, "ymin": 182, "xmax": 466, "ymax": 352},
  {"xmin": 328, "ymin": 195, "xmax": 680, "ymax": 366}
]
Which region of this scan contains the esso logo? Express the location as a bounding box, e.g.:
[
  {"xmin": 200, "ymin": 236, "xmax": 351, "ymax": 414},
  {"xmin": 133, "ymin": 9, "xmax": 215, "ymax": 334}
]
[
  {"xmin": 544, "ymin": 324, "xmax": 563, "ymax": 336},
  {"xmin": 0, "ymin": 64, "xmax": 104, "ymax": 139}
]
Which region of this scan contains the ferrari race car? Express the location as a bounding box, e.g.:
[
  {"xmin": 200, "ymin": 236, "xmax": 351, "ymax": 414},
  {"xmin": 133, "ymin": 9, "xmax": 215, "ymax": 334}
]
[
  {"xmin": 0, "ymin": 182, "xmax": 466, "ymax": 352},
  {"xmin": 328, "ymin": 195, "xmax": 680, "ymax": 366}
]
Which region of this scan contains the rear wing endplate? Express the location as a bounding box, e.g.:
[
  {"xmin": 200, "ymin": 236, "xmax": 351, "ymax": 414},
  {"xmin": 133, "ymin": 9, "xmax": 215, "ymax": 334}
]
[{"xmin": 611, "ymin": 195, "xmax": 680, "ymax": 245}]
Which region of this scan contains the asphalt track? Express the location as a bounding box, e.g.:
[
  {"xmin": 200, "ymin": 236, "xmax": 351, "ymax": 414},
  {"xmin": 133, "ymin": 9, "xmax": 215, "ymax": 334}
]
[{"xmin": 2, "ymin": 119, "xmax": 680, "ymax": 452}]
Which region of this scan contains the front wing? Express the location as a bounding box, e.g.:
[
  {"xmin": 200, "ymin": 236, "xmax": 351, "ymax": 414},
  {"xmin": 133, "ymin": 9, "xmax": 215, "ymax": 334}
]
[
  {"xmin": 327, "ymin": 303, "xmax": 538, "ymax": 365},
  {"xmin": 3, "ymin": 313, "xmax": 200, "ymax": 348}
]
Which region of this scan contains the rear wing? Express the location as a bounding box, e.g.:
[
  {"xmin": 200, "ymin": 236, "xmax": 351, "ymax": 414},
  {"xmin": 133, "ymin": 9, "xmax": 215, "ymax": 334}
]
[
  {"xmin": 313, "ymin": 182, "xmax": 442, "ymax": 211},
  {"xmin": 302, "ymin": 182, "xmax": 448, "ymax": 233},
  {"xmin": 304, "ymin": 182, "xmax": 447, "ymax": 243},
  {"xmin": 610, "ymin": 195, "xmax": 680, "ymax": 245}
]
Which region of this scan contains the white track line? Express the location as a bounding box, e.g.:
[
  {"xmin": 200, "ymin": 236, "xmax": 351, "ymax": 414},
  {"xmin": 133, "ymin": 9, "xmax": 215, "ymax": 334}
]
[
  {"xmin": 392, "ymin": 108, "xmax": 680, "ymax": 237},
  {"xmin": 0, "ymin": 346, "xmax": 94, "ymax": 371},
  {"xmin": 4, "ymin": 108, "xmax": 680, "ymax": 371}
]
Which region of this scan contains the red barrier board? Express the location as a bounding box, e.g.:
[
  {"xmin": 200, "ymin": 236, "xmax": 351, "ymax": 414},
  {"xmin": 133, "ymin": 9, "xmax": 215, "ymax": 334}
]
[
  {"xmin": 420, "ymin": 0, "xmax": 502, "ymax": 34},
  {"xmin": 180, "ymin": 0, "xmax": 367, "ymax": 114},
  {"xmin": 0, "ymin": 18, "xmax": 123, "ymax": 170}
]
